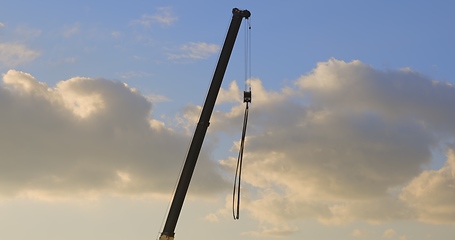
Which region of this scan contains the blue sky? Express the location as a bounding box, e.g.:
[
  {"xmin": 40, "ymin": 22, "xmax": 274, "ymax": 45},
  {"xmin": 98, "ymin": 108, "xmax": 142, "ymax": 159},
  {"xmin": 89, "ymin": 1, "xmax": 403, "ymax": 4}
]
[{"xmin": 1, "ymin": 1, "xmax": 455, "ymax": 240}]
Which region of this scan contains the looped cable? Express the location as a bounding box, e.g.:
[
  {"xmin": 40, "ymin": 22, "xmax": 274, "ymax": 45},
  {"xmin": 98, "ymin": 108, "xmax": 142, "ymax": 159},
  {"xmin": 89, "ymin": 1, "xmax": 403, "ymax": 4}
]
[{"xmin": 233, "ymin": 102, "xmax": 249, "ymax": 220}]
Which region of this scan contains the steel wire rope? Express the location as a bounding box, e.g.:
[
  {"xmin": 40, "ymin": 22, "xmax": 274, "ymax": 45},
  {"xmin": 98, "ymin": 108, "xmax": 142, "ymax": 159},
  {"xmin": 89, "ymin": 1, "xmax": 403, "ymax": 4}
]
[{"xmin": 233, "ymin": 17, "xmax": 251, "ymax": 220}]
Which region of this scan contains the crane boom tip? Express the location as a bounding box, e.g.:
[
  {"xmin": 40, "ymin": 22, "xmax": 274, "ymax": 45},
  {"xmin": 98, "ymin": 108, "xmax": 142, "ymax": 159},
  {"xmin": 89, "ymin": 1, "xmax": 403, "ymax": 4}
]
[{"xmin": 233, "ymin": 8, "xmax": 251, "ymax": 18}]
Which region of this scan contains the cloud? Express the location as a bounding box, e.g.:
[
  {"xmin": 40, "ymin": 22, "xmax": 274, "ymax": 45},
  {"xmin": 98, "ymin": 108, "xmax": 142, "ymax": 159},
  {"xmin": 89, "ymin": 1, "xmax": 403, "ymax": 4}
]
[
  {"xmin": 217, "ymin": 80, "xmax": 242, "ymax": 104},
  {"xmin": 14, "ymin": 25, "xmax": 42, "ymax": 40},
  {"xmin": 207, "ymin": 58, "xmax": 455, "ymax": 232},
  {"xmin": 0, "ymin": 22, "xmax": 5, "ymax": 28},
  {"xmin": 0, "ymin": 43, "xmax": 41, "ymax": 67},
  {"xmin": 352, "ymin": 229, "xmax": 369, "ymax": 238},
  {"xmin": 152, "ymin": 7, "xmax": 178, "ymax": 26},
  {"xmin": 296, "ymin": 59, "xmax": 455, "ymax": 134},
  {"xmin": 144, "ymin": 93, "xmax": 170, "ymax": 103},
  {"xmin": 400, "ymin": 149, "xmax": 455, "ymax": 224},
  {"xmin": 132, "ymin": 7, "xmax": 178, "ymax": 28},
  {"xmin": 111, "ymin": 31, "xmax": 121, "ymax": 38},
  {"xmin": 62, "ymin": 23, "xmax": 80, "ymax": 38},
  {"xmin": 383, "ymin": 228, "xmax": 408, "ymax": 240},
  {"xmin": 115, "ymin": 71, "xmax": 152, "ymax": 79},
  {"xmin": 167, "ymin": 42, "xmax": 220, "ymax": 60},
  {"xmin": 243, "ymin": 226, "xmax": 299, "ymax": 238},
  {"xmin": 383, "ymin": 228, "xmax": 397, "ymax": 238},
  {"xmin": 0, "ymin": 70, "xmax": 227, "ymax": 199},
  {"xmin": 3, "ymin": 58, "xmax": 455, "ymax": 235}
]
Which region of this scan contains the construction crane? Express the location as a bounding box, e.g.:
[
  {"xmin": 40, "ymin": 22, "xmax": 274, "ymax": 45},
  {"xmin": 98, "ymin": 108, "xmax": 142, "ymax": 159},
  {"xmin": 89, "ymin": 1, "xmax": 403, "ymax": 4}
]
[{"xmin": 158, "ymin": 8, "xmax": 251, "ymax": 240}]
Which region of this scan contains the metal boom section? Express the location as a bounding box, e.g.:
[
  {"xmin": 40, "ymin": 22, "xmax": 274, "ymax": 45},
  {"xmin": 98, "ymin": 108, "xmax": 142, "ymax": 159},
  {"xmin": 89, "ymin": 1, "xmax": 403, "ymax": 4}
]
[{"xmin": 159, "ymin": 8, "xmax": 251, "ymax": 240}]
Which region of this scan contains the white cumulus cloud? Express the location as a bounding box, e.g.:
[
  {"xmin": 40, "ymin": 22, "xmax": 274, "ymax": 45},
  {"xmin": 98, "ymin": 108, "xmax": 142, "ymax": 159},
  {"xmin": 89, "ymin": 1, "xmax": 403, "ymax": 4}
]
[
  {"xmin": 205, "ymin": 58, "xmax": 455, "ymax": 234},
  {"xmin": 0, "ymin": 70, "xmax": 226, "ymax": 200},
  {"xmin": 401, "ymin": 149, "xmax": 455, "ymax": 224},
  {"xmin": 3, "ymin": 58, "xmax": 455, "ymax": 236}
]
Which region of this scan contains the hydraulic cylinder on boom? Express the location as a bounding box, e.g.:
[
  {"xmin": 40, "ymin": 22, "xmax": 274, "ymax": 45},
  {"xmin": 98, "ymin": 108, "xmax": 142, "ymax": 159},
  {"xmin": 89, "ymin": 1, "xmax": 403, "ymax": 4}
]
[{"xmin": 159, "ymin": 8, "xmax": 251, "ymax": 240}]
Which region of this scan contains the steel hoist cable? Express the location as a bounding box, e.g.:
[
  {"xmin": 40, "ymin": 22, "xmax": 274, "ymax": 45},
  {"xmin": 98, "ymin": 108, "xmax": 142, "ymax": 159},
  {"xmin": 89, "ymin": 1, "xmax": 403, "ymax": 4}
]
[
  {"xmin": 233, "ymin": 101, "xmax": 249, "ymax": 220},
  {"xmin": 233, "ymin": 18, "xmax": 251, "ymax": 220}
]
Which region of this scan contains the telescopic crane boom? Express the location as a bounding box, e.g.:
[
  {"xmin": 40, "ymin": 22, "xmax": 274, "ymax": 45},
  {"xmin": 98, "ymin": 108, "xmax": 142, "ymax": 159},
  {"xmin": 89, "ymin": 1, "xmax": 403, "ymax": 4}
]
[{"xmin": 159, "ymin": 8, "xmax": 251, "ymax": 240}]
